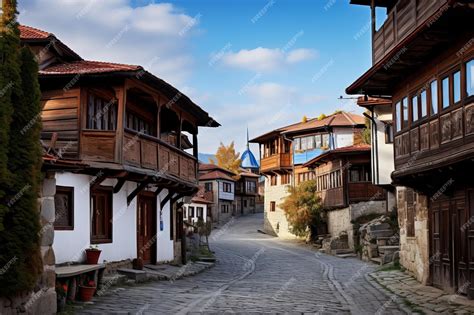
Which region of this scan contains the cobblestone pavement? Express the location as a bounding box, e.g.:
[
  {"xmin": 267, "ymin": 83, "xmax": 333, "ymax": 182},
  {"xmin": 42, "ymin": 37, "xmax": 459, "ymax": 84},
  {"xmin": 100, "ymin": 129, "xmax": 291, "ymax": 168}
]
[
  {"xmin": 77, "ymin": 214, "xmax": 406, "ymax": 314},
  {"xmin": 371, "ymin": 270, "xmax": 474, "ymax": 314}
]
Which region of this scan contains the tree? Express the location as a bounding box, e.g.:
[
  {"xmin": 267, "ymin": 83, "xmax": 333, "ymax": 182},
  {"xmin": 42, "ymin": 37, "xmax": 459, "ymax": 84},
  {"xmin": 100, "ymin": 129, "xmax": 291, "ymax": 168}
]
[
  {"xmin": 280, "ymin": 180, "xmax": 323, "ymax": 238},
  {"xmin": 211, "ymin": 141, "xmax": 241, "ymax": 177},
  {"xmin": 360, "ymin": 112, "xmax": 371, "ymax": 145},
  {"xmin": 0, "ymin": 0, "xmax": 43, "ymax": 296}
]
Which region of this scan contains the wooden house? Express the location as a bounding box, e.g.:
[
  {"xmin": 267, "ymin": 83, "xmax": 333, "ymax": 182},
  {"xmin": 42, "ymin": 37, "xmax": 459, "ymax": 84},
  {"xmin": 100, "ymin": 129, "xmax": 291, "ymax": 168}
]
[
  {"xmin": 198, "ymin": 163, "xmax": 236, "ymax": 225},
  {"xmin": 235, "ymin": 170, "xmax": 260, "ymax": 215},
  {"xmin": 250, "ymin": 111, "xmax": 379, "ymax": 238},
  {"xmin": 347, "ymin": 0, "xmax": 474, "ymax": 297},
  {"xmin": 20, "ymin": 25, "xmax": 218, "ymax": 267}
]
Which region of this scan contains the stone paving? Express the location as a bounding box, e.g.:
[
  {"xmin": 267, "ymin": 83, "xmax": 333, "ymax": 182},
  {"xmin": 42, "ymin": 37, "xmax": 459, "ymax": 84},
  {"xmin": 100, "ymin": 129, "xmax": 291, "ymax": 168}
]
[
  {"xmin": 371, "ymin": 270, "xmax": 474, "ymax": 314},
  {"xmin": 77, "ymin": 214, "xmax": 407, "ymax": 314}
]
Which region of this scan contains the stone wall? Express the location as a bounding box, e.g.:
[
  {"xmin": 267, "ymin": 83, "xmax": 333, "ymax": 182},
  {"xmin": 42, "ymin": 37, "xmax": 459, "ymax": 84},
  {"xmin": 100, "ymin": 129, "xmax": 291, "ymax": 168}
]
[
  {"xmin": 263, "ymin": 177, "xmax": 297, "ymax": 239},
  {"xmin": 0, "ymin": 173, "xmax": 57, "ymax": 314},
  {"xmin": 397, "ymin": 187, "xmax": 430, "ymax": 284},
  {"xmin": 326, "ymin": 200, "xmax": 386, "ymax": 249}
]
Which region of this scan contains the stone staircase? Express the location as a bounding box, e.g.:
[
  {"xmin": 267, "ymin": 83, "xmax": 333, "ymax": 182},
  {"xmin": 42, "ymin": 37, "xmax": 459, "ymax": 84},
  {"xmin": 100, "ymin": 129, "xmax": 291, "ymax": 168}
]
[{"xmin": 359, "ymin": 218, "xmax": 400, "ymax": 266}]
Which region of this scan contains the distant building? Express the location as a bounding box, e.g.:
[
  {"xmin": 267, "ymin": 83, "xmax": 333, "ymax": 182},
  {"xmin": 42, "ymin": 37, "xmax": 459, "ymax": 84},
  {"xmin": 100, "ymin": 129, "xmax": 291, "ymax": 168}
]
[{"xmin": 241, "ymin": 128, "xmax": 260, "ymax": 173}]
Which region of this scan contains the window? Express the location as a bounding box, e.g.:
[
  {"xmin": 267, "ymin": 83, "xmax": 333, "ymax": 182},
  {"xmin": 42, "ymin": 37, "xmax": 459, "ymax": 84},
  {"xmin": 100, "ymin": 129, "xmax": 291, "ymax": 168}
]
[
  {"xmin": 91, "ymin": 187, "xmax": 113, "ymax": 243},
  {"xmin": 54, "ymin": 186, "xmax": 74, "ymax": 230},
  {"xmin": 270, "ymin": 201, "xmax": 276, "ymax": 212},
  {"xmin": 315, "ymin": 135, "xmax": 322, "ymax": 148},
  {"xmin": 322, "ymin": 134, "xmax": 329, "ymax": 148},
  {"xmin": 395, "ymin": 101, "xmax": 401, "ymax": 131},
  {"xmin": 87, "ymin": 93, "xmax": 117, "ymax": 130},
  {"xmin": 281, "ymin": 174, "xmax": 290, "ymax": 185},
  {"xmin": 307, "ymin": 136, "xmax": 315, "ymax": 149},
  {"xmin": 430, "ymin": 80, "xmax": 438, "ymax": 115},
  {"xmin": 126, "ymin": 111, "xmax": 155, "ymax": 136},
  {"xmin": 197, "ymin": 207, "xmax": 203, "ymax": 219},
  {"xmin": 349, "ymin": 165, "xmax": 371, "ymax": 183},
  {"xmin": 453, "ymin": 70, "xmax": 461, "ymax": 104},
  {"xmin": 246, "ymin": 181, "xmax": 256, "ymax": 193},
  {"xmin": 204, "ymin": 182, "xmax": 213, "ymax": 192},
  {"xmin": 189, "ymin": 206, "xmax": 195, "ymax": 218},
  {"xmin": 222, "ymin": 182, "xmax": 232, "ymax": 193},
  {"xmin": 221, "ymin": 204, "xmax": 229, "ymax": 213},
  {"xmin": 467, "ymin": 59, "xmax": 474, "ymax": 97},
  {"xmin": 250, "ymin": 198, "xmax": 255, "ymax": 206},
  {"xmin": 385, "ymin": 123, "xmax": 394, "ymax": 144},
  {"xmin": 442, "ymin": 76, "xmax": 449, "ymax": 109},
  {"xmin": 294, "ymin": 138, "xmax": 301, "ymax": 151},
  {"xmin": 420, "ymin": 90, "xmax": 427, "ymax": 118},
  {"xmin": 402, "ymin": 97, "xmax": 408, "ymax": 128},
  {"xmin": 284, "ymin": 140, "xmax": 291, "ymax": 153},
  {"xmin": 300, "ymin": 137, "xmax": 308, "ymax": 151},
  {"xmin": 244, "ymin": 200, "xmax": 248, "ymax": 207},
  {"xmin": 411, "ymin": 95, "xmax": 418, "ymax": 122},
  {"xmin": 270, "ymin": 175, "xmax": 277, "ymax": 186}
]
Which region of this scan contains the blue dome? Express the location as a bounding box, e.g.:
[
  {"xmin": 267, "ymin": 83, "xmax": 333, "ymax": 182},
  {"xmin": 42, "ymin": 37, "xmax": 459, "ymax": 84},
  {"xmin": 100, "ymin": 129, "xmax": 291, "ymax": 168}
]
[{"xmin": 241, "ymin": 149, "xmax": 259, "ymax": 169}]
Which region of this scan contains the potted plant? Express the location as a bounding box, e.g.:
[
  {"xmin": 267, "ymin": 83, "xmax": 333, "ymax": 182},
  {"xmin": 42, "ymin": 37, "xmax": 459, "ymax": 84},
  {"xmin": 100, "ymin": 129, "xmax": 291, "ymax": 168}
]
[
  {"xmin": 55, "ymin": 282, "xmax": 68, "ymax": 312},
  {"xmin": 78, "ymin": 280, "xmax": 96, "ymax": 302},
  {"xmin": 85, "ymin": 245, "xmax": 101, "ymax": 264}
]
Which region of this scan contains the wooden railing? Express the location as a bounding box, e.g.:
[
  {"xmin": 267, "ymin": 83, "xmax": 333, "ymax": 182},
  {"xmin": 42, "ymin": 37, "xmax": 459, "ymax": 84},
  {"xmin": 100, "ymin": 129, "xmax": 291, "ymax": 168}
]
[
  {"xmin": 348, "ymin": 183, "xmax": 385, "ymax": 203},
  {"xmin": 260, "ymin": 153, "xmax": 292, "ymax": 173},
  {"xmin": 123, "ymin": 129, "xmax": 197, "ymax": 183},
  {"xmin": 373, "ymin": 0, "xmax": 447, "ymax": 64},
  {"xmin": 316, "ymin": 187, "xmax": 345, "ymax": 208}
]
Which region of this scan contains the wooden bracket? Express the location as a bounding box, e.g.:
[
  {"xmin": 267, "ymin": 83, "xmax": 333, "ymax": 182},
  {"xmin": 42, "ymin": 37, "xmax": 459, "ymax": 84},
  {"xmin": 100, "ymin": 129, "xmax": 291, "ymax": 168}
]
[
  {"xmin": 154, "ymin": 187, "xmax": 164, "ymax": 198},
  {"xmin": 160, "ymin": 192, "xmax": 175, "ymax": 210},
  {"xmin": 91, "ymin": 171, "xmax": 108, "ymax": 190},
  {"xmin": 126, "ymin": 177, "xmax": 151, "ymax": 205},
  {"xmin": 113, "ymin": 178, "xmax": 126, "ymax": 194}
]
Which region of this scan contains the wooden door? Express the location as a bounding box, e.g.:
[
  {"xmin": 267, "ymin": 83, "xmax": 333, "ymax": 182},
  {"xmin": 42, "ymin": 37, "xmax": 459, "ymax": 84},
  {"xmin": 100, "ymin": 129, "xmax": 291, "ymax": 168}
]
[
  {"xmin": 453, "ymin": 190, "xmax": 468, "ymax": 295},
  {"xmin": 467, "ymin": 190, "xmax": 474, "ymax": 299},
  {"xmin": 137, "ymin": 194, "xmax": 156, "ymax": 264}
]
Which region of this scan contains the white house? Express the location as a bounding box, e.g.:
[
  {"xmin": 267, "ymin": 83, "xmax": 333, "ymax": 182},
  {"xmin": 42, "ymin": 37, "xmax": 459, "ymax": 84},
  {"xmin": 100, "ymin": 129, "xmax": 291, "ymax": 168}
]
[{"xmin": 183, "ymin": 196, "xmax": 211, "ymax": 224}]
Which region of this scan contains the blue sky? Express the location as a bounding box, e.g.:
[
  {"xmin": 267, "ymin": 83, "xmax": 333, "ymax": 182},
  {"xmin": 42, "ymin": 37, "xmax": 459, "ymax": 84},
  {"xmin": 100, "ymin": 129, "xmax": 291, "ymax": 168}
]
[{"xmin": 19, "ymin": 0, "xmax": 375, "ymax": 158}]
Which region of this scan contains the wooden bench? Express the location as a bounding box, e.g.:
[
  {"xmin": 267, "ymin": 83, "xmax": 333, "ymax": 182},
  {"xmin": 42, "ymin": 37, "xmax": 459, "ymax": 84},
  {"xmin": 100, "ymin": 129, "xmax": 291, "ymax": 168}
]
[{"xmin": 56, "ymin": 264, "xmax": 106, "ymax": 301}]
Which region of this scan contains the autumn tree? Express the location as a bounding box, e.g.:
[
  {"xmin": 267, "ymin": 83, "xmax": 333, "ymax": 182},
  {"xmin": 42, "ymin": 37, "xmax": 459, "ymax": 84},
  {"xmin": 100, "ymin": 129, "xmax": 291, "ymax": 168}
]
[
  {"xmin": 0, "ymin": 0, "xmax": 43, "ymax": 296},
  {"xmin": 212, "ymin": 141, "xmax": 241, "ymax": 177},
  {"xmin": 280, "ymin": 180, "xmax": 323, "ymax": 239}
]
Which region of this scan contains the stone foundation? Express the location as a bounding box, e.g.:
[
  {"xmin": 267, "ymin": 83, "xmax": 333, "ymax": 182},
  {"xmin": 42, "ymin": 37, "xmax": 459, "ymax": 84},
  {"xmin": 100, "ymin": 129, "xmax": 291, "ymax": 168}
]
[{"xmin": 397, "ymin": 187, "xmax": 430, "ymax": 284}]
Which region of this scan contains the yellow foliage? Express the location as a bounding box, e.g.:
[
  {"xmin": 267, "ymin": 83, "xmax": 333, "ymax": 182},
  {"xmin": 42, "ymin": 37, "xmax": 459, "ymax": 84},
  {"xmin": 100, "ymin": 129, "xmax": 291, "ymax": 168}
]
[{"xmin": 212, "ymin": 141, "xmax": 241, "ymax": 178}]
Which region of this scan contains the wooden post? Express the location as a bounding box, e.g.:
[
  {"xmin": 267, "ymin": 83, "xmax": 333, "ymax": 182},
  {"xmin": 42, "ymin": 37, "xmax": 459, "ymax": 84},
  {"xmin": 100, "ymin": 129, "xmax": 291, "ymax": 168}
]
[
  {"xmin": 154, "ymin": 95, "xmax": 161, "ymax": 138},
  {"xmin": 193, "ymin": 132, "xmax": 198, "ymax": 159},
  {"xmin": 114, "ymin": 85, "xmax": 126, "ymax": 164},
  {"xmin": 177, "ymin": 114, "xmax": 183, "ymax": 149},
  {"xmin": 371, "ymin": 0, "xmax": 376, "ymax": 64}
]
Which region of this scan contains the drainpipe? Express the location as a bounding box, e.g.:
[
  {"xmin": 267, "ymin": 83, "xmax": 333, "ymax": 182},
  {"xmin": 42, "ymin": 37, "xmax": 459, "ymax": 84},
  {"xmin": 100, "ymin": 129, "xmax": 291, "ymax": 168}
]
[{"xmin": 363, "ymin": 108, "xmax": 380, "ymax": 185}]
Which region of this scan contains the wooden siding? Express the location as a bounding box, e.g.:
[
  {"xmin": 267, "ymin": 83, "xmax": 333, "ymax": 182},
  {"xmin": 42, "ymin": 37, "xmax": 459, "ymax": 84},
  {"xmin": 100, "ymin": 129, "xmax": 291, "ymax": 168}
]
[
  {"xmin": 41, "ymin": 89, "xmax": 80, "ymax": 158},
  {"xmin": 260, "ymin": 153, "xmax": 292, "ymax": 173},
  {"xmin": 123, "ymin": 130, "xmax": 197, "ymax": 183},
  {"xmin": 373, "ymin": 0, "xmax": 447, "ymax": 64},
  {"xmin": 81, "ymin": 131, "xmax": 116, "ymax": 161}
]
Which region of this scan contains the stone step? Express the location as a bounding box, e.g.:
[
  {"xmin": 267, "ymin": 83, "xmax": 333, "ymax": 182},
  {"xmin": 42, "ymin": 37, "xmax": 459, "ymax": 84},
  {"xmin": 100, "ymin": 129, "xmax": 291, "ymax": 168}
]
[
  {"xmin": 197, "ymin": 256, "xmax": 216, "ymax": 263},
  {"xmin": 368, "ymin": 229, "xmax": 395, "ymax": 238},
  {"xmin": 331, "ymin": 248, "xmax": 353, "ymax": 255},
  {"xmin": 378, "ymin": 245, "xmax": 400, "ymax": 254},
  {"xmin": 117, "ymin": 268, "xmax": 148, "ymax": 283},
  {"xmin": 337, "ymin": 253, "xmax": 357, "ymax": 259},
  {"xmin": 370, "ymin": 257, "xmax": 383, "ymax": 265},
  {"xmin": 368, "ymin": 223, "xmax": 391, "ymax": 231}
]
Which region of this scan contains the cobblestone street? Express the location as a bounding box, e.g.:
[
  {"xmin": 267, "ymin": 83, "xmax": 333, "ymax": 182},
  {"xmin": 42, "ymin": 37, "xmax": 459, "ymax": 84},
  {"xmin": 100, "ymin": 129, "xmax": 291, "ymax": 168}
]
[{"xmin": 78, "ymin": 214, "xmax": 405, "ymax": 314}]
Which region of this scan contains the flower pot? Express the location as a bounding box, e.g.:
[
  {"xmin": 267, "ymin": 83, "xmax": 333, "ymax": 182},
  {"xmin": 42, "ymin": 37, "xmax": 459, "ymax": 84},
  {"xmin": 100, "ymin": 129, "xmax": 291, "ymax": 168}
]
[
  {"xmin": 85, "ymin": 249, "xmax": 101, "ymax": 264},
  {"xmin": 79, "ymin": 285, "xmax": 96, "ymax": 302}
]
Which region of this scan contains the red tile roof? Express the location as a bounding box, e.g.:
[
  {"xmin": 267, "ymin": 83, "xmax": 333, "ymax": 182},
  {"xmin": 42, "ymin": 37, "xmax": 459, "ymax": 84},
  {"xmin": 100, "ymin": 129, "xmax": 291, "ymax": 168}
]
[
  {"xmin": 191, "ymin": 196, "xmax": 213, "ymax": 204},
  {"xmin": 199, "ymin": 163, "xmax": 235, "ymax": 176},
  {"xmin": 40, "ymin": 60, "xmax": 141, "ymax": 75},
  {"xmin": 199, "ymin": 170, "xmax": 235, "ymax": 182},
  {"xmin": 303, "ymin": 144, "xmax": 371, "ymax": 167},
  {"xmin": 283, "ymin": 112, "xmax": 365, "ymax": 134},
  {"xmin": 19, "ymin": 25, "xmax": 50, "ymax": 40},
  {"xmin": 239, "ymin": 170, "xmax": 260, "ymax": 178},
  {"xmin": 357, "ymin": 96, "xmax": 392, "ymax": 108}
]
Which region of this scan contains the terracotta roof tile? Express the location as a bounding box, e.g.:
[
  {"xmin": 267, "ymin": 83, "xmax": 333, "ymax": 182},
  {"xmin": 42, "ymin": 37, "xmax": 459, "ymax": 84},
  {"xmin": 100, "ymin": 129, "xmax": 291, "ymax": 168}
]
[
  {"xmin": 199, "ymin": 170, "xmax": 235, "ymax": 181},
  {"xmin": 283, "ymin": 112, "xmax": 365, "ymax": 134},
  {"xmin": 199, "ymin": 163, "xmax": 235, "ymax": 176},
  {"xmin": 303, "ymin": 144, "xmax": 371, "ymax": 167},
  {"xmin": 19, "ymin": 25, "xmax": 50, "ymax": 40},
  {"xmin": 39, "ymin": 60, "xmax": 141, "ymax": 75}
]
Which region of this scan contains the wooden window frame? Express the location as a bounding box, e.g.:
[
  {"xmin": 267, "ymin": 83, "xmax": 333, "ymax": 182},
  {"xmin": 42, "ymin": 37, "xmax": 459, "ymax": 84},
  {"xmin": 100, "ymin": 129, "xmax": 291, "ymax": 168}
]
[
  {"xmin": 270, "ymin": 201, "xmax": 276, "ymax": 212},
  {"xmin": 429, "ymin": 80, "xmax": 439, "ymax": 116},
  {"xmin": 441, "ymin": 75, "xmax": 450, "ymax": 110},
  {"xmin": 204, "ymin": 182, "xmax": 213, "ymax": 192},
  {"xmin": 196, "ymin": 207, "xmax": 203, "ymax": 219},
  {"xmin": 54, "ymin": 186, "xmax": 74, "ymax": 230},
  {"xmin": 411, "ymin": 94, "xmax": 419, "ymax": 123},
  {"xmin": 385, "ymin": 123, "xmax": 394, "ymax": 144},
  {"xmin": 86, "ymin": 92, "xmax": 117, "ymax": 131},
  {"xmin": 222, "ymin": 182, "xmax": 232, "ymax": 193},
  {"xmin": 90, "ymin": 186, "xmax": 113, "ymax": 244},
  {"xmin": 466, "ymin": 58, "xmax": 474, "ymax": 99},
  {"xmin": 189, "ymin": 206, "xmax": 195, "ymax": 218}
]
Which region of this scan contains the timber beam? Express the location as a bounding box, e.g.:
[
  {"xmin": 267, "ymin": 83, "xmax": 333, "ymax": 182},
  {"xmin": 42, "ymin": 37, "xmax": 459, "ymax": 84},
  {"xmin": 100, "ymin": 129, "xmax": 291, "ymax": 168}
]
[{"xmin": 127, "ymin": 177, "xmax": 152, "ymax": 205}]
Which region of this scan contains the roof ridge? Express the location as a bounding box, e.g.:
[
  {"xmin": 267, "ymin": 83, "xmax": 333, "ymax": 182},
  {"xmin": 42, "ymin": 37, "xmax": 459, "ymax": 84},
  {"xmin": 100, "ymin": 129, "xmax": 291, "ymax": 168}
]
[
  {"xmin": 19, "ymin": 25, "xmax": 51, "ymax": 37},
  {"xmin": 341, "ymin": 111, "xmax": 356, "ymax": 125}
]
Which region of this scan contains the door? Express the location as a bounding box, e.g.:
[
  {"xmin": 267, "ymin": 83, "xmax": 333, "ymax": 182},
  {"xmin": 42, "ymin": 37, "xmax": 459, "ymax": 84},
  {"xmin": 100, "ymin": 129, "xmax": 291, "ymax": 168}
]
[
  {"xmin": 431, "ymin": 197, "xmax": 452, "ymax": 291},
  {"xmin": 137, "ymin": 194, "xmax": 156, "ymax": 264}
]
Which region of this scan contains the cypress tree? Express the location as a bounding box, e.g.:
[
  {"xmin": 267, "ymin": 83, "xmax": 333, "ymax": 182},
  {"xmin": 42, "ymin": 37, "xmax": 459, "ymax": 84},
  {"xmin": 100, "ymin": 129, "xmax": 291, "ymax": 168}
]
[{"xmin": 0, "ymin": 0, "xmax": 43, "ymax": 296}]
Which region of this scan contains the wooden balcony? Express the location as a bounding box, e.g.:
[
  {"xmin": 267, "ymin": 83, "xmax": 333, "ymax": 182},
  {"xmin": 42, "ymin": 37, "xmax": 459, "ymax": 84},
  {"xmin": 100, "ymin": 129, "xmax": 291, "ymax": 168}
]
[
  {"xmin": 123, "ymin": 129, "xmax": 197, "ymax": 183},
  {"xmin": 260, "ymin": 153, "xmax": 292, "ymax": 173},
  {"xmin": 373, "ymin": 0, "xmax": 448, "ymax": 64},
  {"xmin": 316, "ymin": 184, "xmax": 385, "ymax": 209},
  {"xmin": 394, "ymin": 102, "xmax": 474, "ymax": 178},
  {"xmin": 317, "ymin": 188, "xmax": 345, "ymax": 208}
]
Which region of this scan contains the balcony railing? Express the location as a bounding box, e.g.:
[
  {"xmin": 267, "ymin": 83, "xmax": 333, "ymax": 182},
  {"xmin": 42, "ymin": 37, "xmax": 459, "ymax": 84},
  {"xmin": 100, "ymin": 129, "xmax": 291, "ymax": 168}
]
[
  {"xmin": 260, "ymin": 153, "xmax": 292, "ymax": 173},
  {"xmin": 373, "ymin": 0, "xmax": 447, "ymax": 64}
]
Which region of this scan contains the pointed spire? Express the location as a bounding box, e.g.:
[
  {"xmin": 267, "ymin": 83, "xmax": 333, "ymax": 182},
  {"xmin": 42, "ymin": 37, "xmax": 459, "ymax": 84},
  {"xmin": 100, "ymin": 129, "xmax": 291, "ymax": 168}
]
[{"xmin": 246, "ymin": 126, "xmax": 250, "ymax": 150}]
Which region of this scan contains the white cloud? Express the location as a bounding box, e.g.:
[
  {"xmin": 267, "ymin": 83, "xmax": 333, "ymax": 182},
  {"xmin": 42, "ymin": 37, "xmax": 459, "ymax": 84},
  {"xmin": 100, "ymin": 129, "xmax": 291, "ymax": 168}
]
[
  {"xmin": 222, "ymin": 47, "xmax": 317, "ymax": 72},
  {"xmin": 286, "ymin": 48, "xmax": 318, "ymax": 64},
  {"xmin": 18, "ymin": 0, "xmax": 199, "ymax": 86}
]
